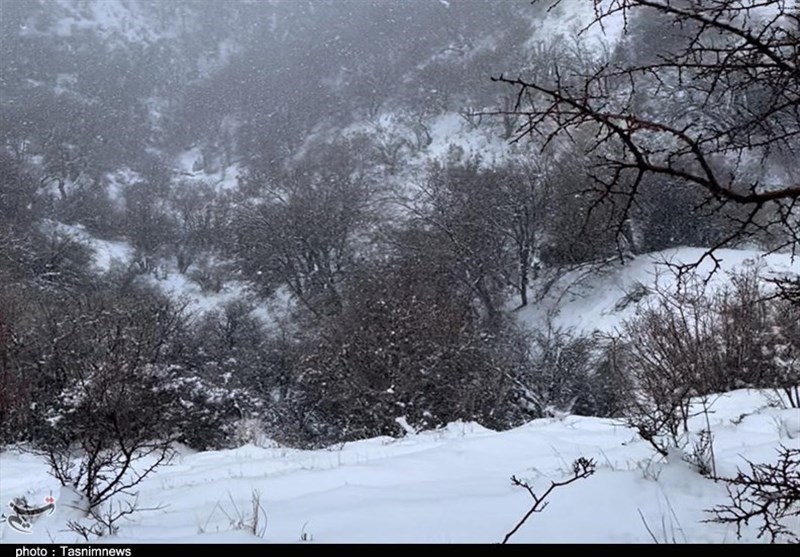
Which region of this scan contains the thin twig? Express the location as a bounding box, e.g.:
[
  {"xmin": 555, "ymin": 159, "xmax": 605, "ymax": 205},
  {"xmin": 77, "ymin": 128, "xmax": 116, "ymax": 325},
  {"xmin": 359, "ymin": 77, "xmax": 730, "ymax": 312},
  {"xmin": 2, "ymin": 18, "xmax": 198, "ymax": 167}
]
[{"xmin": 502, "ymin": 457, "xmax": 596, "ymax": 543}]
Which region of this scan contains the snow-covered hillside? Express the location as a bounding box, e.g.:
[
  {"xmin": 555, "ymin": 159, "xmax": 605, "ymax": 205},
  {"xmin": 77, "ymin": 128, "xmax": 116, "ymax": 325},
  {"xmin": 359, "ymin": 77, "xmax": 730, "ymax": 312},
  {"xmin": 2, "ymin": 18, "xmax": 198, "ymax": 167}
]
[
  {"xmin": 3, "ymin": 0, "xmax": 798, "ymax": 545},
  {"xmin": 1, "ymin": 389, "xmax": 797, "ymax": 543},
  {"xmin": 2, "ymin": 247, "xmax": 798, "ymax": 543},
  {"xmin": 521, "ymin": 247, "xmax": 800, "ymax": 333}
]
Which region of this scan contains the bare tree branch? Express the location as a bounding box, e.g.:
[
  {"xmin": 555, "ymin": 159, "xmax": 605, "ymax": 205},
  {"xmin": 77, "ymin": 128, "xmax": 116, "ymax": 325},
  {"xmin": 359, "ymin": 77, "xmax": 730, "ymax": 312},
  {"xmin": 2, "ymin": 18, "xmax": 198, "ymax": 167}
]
[
  {"xmin": 493, "ymin": 0, "xmax": 799, "ymax": 266},
  {"xmin": 502, "ymin": 457, "xmax": 596, "ymax": 543}
]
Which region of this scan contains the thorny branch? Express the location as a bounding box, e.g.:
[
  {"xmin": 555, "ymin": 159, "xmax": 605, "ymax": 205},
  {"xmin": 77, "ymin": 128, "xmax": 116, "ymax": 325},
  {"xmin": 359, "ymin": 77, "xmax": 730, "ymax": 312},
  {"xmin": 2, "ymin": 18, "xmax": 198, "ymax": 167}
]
[
  {"xmin": 708, "ymin": 446, "xmax": 800, "ymax": 542},
  {"xmin": 492, "ymin": 0, "xmax": 800, "ymax": 276}
]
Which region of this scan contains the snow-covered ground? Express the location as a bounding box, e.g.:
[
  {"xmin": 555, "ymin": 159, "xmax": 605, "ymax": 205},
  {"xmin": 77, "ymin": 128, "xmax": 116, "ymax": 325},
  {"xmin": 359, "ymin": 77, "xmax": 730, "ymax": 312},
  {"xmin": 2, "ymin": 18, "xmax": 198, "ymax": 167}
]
[
  {"xmin": 44, "ymin": 221, "xmax": 134, "ymax": 274},
  {"xmin": 1, "ymin": 390, "xmax": 797, "ymax": 543},
  {"xmin": 526, "ymin": 0, "xmax": 626, "ymax": 53},
  {"xmin": 519, "ymin": 247, "xmax": 800, "ymax": 334}
]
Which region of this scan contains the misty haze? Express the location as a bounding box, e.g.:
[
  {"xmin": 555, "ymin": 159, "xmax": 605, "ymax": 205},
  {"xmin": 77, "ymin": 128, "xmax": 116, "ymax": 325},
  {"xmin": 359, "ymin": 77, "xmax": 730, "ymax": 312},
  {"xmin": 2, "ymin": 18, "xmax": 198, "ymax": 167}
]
[{"xmin": 0, "ymin": 0, "xmax": 798, "ymax": 545}]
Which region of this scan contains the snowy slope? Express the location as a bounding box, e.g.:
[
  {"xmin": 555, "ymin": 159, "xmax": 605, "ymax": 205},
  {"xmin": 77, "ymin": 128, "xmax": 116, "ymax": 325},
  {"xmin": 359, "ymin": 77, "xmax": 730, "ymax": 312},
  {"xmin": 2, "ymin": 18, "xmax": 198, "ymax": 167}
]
[
  {"xmin": 519, "ymin": 247, "xmax": 800, "ymax": 334},
  {"xmin": 528, "ymin": 0, "xmax": 626, "ymax": 51},
  {"xmin": 1, "ymin": 390, "xmax": 797, "ymax": 543},
  {"xmin": 27, "ymin": 0, "xmax": 177, "ymax": 43}
]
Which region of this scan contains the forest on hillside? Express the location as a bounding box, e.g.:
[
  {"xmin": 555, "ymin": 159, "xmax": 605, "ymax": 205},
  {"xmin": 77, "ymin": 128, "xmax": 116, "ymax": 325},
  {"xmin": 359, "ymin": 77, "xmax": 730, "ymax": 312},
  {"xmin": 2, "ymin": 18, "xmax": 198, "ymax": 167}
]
[{"xmin": 0, "ymin": 0, "xmax": 797, "ymax": 478}]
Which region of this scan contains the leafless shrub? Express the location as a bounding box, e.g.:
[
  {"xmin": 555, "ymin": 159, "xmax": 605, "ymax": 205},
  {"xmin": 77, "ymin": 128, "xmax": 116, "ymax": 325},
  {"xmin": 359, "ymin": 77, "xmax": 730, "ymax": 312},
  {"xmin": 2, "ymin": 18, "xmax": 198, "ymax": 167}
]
[
  {"xmin": 24, "ymin": 289, "xmax": 188, "ymax": 511},
  {"xmin": 620, "ymin": 265, "xmax": 799, "ymax": 454},
  {"xmin": 708, "ymin": 446, "xmax": 800, "ymax": 543},
  {"xmin": 685, "ymin": 427, "xmax": 716, "ymax": 478},
  {"xmin": 512, "ymin": 324, "xmax": 601, "ymax": 417},
  {"xmin": 293, "ymin": 252, "xmax": 526, "ymax": 442},
  {"xmin": 67, "ymin": 496, "xmax": 165, "ymax": 541},
  {"xmin": 761, "ymin": 290, "xmax": 800, "ymax": 409}
]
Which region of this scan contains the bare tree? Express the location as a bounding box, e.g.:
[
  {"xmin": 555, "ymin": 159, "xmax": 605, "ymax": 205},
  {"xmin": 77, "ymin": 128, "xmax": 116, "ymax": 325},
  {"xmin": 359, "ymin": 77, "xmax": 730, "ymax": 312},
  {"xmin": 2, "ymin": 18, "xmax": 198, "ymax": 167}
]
[
  {"xmin": 235, "ymin": 142, "xmax": 378, "ymax": 316},
  {"xmin": 123, "ymin": 180, "xmax": 177, "ymax": 273},
  {"xmin": 405, "ymin": 159, "xmax": 511, "ymax": 321},
  {"xmin": 170, "ymin": 182, "xmax": 218, "ymax": 273},
  {"xmin": 487, "ymin": 163, "xmax": 550, "ymax": 307},
  {"xmin": 494, "ymin": 0, "xmax": 800, "ymax": 272},
  {"xmin": 400, "ymin": 158, "xmax": 550, "ymax": 314}
]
